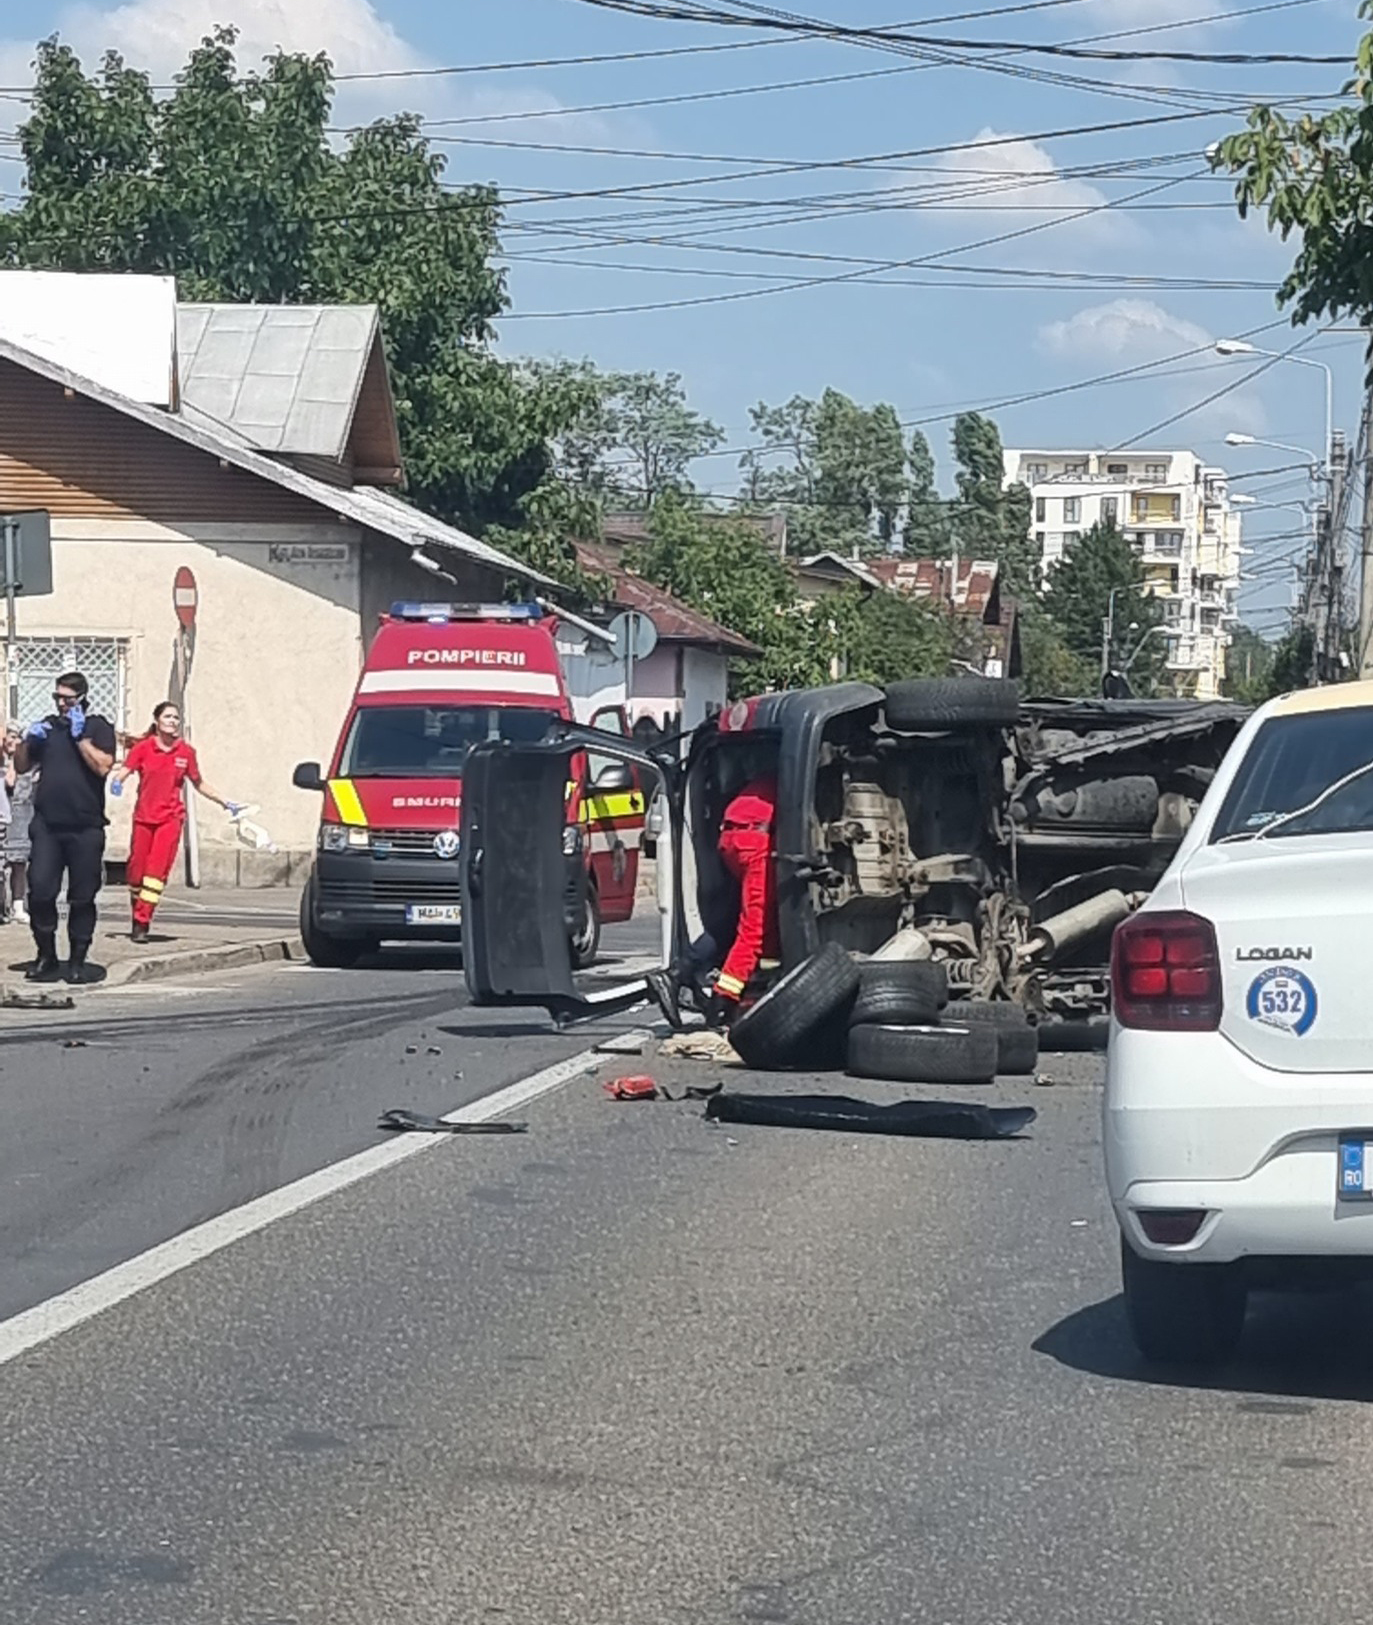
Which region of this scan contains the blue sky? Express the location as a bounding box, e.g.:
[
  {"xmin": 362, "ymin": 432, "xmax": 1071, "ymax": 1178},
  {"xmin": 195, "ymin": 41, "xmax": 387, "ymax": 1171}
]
[{"xmin": 0, "ymin": 0, "xmax": 1367, "ymax": 631}]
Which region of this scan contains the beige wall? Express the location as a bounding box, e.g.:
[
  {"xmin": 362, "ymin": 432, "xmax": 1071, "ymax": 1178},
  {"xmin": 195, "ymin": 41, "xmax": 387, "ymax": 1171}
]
[{"xmin": 17, "ymin": 519, "xmax": 366, "ymax": 861}]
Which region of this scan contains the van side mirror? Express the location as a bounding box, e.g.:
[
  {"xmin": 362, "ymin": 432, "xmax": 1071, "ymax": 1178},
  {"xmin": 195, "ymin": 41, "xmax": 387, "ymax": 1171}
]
[
  {"xmin": 592, "ymin": 761, "xmax": 634, "ymax": 794},
  {"xmin": 293, "ymin": 761, "xmax": 324, "ymax": 792}
]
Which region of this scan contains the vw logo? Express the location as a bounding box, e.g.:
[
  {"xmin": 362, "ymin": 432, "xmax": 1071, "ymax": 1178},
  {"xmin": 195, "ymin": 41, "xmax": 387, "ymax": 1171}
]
[{"xmin": 433, "ymin": 830, "xmax": 460, "ymax": 860}]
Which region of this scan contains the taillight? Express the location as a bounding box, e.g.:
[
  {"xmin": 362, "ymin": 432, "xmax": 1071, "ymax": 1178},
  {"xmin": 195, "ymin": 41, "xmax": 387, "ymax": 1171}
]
[{"xmin": 1112, "ymin": 910, "xmax": 1222, "ymax": 1032}]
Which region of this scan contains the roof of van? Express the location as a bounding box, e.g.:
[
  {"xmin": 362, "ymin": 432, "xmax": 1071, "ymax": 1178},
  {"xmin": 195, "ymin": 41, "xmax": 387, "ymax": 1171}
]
[{"xmin": 355, "ymin": 615, "xmax": 568, "ymax": 709}]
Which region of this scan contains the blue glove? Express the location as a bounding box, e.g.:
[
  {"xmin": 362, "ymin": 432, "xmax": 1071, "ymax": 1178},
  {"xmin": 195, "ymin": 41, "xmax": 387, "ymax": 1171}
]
[
  {"xmin": 24, "ymin": 719, "xmax": 50, "ymax": 743},
  {"xmin": 109, "ymin": 779, "xmax": 123, "ymax": 797},
  {"xmin": 226, "ymin": 800, "xmax": 246, "ymax": 818},
  {"xmin": 67, "ymin": 704, "xmax": 85, "ymax": 739}
]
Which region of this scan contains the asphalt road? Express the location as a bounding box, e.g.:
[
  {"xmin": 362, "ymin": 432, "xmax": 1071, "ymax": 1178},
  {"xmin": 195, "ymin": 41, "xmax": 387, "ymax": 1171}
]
[
  {"xmin": 5, "ymin": 979, "xmax": 1373, "ymax": 1623},
  {"xmin": 0, "ymin": 918, "xmax": 661, "ymax": 1322}
]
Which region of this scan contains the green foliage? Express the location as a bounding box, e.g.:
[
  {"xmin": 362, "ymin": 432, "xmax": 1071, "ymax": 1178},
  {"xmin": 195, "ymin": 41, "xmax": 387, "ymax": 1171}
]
[
  {"xmin": 834, "ymin": 584, "xmax": 952, "ymax": 687},
  {"xmin": 1042, "ymin": 521, "xmax": 1168, "ymax": 695},
  {"xmin": 739, "ymin": 388, "xmax": 917, "ymax": 556},
  {"xmin": 1210, "ymin": 4, "xmax": 1373, "ymax": 331},
  {"xmin": 627, "ymin": 492, "xmax": 948, "ymax": 695},
  {"xmin": 0, "ymin": 30, "xmax": 577, "ymax": 536},
  {"xmin": 950, "ymin": 413, "xmax": 1036, "ymax": 593},
  {"xmin": 536, "ymin": 363, "xmax": 724, "ymax": 507},
  {"xmin": 1224, "ymin": 623, "xmax": 1277, "ymax": 703},
  {"xmin": 905, "ymin": 429, "xmax": 949, "ymax": 556},
  {"xmin": 1018, "ymin": 602, "xmax": 1098, "ymax": 698},
  {"xmin": 1268, "ymin": 624, "xmax": 1316, "ymax": 696}
]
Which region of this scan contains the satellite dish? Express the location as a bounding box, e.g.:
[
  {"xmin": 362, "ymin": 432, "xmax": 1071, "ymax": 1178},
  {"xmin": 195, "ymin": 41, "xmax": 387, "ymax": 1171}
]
[{"xmin": 607, "ymin": 610, "xmax": 658, "ymax": 663}]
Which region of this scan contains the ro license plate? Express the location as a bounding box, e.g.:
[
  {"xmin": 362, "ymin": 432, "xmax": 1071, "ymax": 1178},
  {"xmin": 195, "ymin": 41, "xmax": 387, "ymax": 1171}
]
[
  {"xmin": 405, "ymin": 904, "xmax": 462, "ymax": 925},
  {"xmin": 1338, "ymin": 1136, "xmax": 1373, "ymax": 1201}
]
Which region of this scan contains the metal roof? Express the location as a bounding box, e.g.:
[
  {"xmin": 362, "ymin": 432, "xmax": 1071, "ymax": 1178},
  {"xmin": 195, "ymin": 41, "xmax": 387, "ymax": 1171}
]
[
  {"xmin": 575, "ymin": 542, "xmax": 760, "ymax": 655},
  {"xmin": 0, "ymin": 333, "xmax": 554, "ymax": 587},
  {"xmin": 176, "ymin": 304, "xmax": 383, "ymax": 459}
]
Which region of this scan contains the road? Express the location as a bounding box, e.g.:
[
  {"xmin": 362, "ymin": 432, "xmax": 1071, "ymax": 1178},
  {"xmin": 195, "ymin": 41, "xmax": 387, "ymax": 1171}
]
[{"xmin": 3, "ymin": 945, "xmax": 1373, "ymax": 1623}]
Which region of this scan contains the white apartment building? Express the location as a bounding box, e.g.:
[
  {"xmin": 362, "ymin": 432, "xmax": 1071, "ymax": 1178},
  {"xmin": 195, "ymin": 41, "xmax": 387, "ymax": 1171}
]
[{"xmin": 1002, "ymin": 447, "xmax": 1243, "ymax": 702}]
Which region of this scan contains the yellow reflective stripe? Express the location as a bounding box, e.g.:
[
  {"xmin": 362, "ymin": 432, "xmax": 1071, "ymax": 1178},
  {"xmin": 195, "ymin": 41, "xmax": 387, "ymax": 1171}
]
[
  {"xmin": 716, "ymin": 973, "xmax": 745, "ymax": 998},
  {"xmin": 582, "ymin": 791, "xmax": 645, "ymax": 822},
  {"xmin": 138, "ymin": 888, "xmax": 161, "ymax": 904},
  {"xmin": 328, "ymin": 779, "xmax": 367, "ymax": 827},
  {"xmin": 143, "ymin": 876, "xmax": 165, "ymax": 893}
]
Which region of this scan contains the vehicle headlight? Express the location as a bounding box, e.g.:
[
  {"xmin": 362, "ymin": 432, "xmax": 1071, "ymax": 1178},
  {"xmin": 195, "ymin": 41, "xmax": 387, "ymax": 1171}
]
[
  {"xmin": 319, "ymin": 825, "xmax": 369, "ymax": 852},
  {"xmin": 562, "ymin": 824, "xmax": 583, "ymax": 857}
]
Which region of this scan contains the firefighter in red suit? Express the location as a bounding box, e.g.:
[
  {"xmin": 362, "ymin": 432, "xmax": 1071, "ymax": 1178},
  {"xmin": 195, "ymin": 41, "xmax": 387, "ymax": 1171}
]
[
  {"xmin": 110, "ymin": 702, "xmax": 244, "ymax": 942},
  {"xmin": 712, "ymin": 774, "xmax": 781, "ymax": 1012}
]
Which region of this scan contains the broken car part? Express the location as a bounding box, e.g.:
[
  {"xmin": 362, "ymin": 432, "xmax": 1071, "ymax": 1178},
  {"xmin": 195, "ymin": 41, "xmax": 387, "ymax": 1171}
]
[{"xmin": 705, "ymin": 1090, "xmax": 1035, "ymax": 1140}]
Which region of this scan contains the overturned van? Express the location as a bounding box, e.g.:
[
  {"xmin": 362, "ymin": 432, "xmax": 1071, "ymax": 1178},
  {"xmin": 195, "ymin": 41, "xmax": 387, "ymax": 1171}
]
[{"xmin": 457, "ymin": 676, "xmax": 1248, "ymax": 1026}]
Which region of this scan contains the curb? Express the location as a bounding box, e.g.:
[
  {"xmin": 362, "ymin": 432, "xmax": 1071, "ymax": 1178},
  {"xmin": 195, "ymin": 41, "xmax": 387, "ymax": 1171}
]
[{"xmin": 107, "ymin": 935, "xmax": 305, "ymax": 988}]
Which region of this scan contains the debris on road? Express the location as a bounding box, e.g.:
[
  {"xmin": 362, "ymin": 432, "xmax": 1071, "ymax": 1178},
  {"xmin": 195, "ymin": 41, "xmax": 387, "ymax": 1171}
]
[
  {"xmin": 661, "ymin": 1030, "xmax": 739, "ymax": 1064},
  {"xmin": 603, "ymin": 1075, "xmax": 723, "ymax": 1103},
  {"xmin": 60, "ymin": 1039, "xmax": 88, "ymax": 1049},
  {"xmin": 377, "ymin": 1108, "xmax": 528, "ymax": 1135},
  {"xmin": 704, "ymin": 1092, "xmax": 1036, "ymax": 1140}
]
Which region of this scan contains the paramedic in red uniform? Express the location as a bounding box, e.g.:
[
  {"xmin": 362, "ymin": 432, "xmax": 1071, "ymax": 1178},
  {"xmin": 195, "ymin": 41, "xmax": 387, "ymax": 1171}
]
[
  {"xmin": 110, "ymin": 703, "xmax": 243, "ymax": 941},
  {"xmin": 712, "ymin": 774, "xmax": 781, "ymax": 1012}
]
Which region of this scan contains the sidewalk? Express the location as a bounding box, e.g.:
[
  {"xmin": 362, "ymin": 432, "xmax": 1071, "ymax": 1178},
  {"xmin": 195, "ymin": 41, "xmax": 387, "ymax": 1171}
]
[{"xmin": 0, "ymin": 886, "xmax": 303, "ymax": 995}]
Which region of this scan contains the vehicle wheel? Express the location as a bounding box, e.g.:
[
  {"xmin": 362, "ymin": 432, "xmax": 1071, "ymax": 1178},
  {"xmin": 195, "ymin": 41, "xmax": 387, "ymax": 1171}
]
[
  {"xmin": 299, "ymin": 881, "xmax": 364, "ymax": 969},
  {"xmin": 1038, "ymin": 1017, "xmax": 1109, "ymax": 1053},
  {"xmin": 850, "ymin": 960, "xmax": 948, "ymax": 1028},
  {"xmin": 951, "ymin": 1000, "xmax": 1039, "ymax": 1076},
  {"xmin": 729, "ymin": 944, "xmax": 860, "ymax": 1071},
  {"xmin": 847, "ymin": 1022, "xmax": 998, "ymax": 1085},
  {"xmin": 1120, "ymin": 1238, "xmax": 1246, "ymax": 1367},
  {"xmin": 569, "ymin": 886, "xmax": 602, "ymax": 970},
  {"xmin": 884, "ymin": 677, "xmax": 1020, "ymax": 731}
]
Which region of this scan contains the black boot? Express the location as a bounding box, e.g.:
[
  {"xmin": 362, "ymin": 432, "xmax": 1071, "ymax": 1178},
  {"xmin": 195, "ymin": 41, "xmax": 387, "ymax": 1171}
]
[
  {"xmin": 26, "ymin": 933, "xmax": 62, "ymax": 983},
  {"xmin": 645, "ymin": 968, "xmax": 684, "ymax": 1029},
  {"xmin": 66, "ymin": 943, "xmax": 98, "ymax": 986},
  {"xmin": 131, "ymin": 922, "xmax": 150, "ymax": 944}
]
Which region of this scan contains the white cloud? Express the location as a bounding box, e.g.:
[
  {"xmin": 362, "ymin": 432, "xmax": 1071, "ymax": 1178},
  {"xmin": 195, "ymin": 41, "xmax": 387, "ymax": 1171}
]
[
  {"xmin": 934, "ymin": 128, "xmax": 1139, "ymax": 250},
  {"xmin": 1038, "ymin": 298, "xmax": 1212, "ymax": 363},
  {"xmin": 1037, "ymin": 298, "xmax": 1268, "ymax": 436},
  {"xmin": 0, "ymin": 0, "xmax": 572, "ymax": 131}
]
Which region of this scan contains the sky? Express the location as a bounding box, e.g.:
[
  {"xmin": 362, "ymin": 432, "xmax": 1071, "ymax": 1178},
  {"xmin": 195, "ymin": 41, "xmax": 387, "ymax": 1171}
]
[{"xmin": 0, "ymin": 0, "xmax": 1368, "ymax": 635}]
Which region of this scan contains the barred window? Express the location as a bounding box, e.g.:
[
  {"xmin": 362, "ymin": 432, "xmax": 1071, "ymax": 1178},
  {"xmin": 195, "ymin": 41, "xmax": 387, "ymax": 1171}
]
[{"xmin": 6, "ymin": 637, "xmax": 129, "ymax": 730}]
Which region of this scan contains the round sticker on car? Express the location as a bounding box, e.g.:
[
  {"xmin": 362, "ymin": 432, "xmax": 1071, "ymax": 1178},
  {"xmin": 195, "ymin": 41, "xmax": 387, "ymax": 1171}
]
[{"xmin": 1246, "ymin": 965, "xmax": 1318, "ymax": 1037}]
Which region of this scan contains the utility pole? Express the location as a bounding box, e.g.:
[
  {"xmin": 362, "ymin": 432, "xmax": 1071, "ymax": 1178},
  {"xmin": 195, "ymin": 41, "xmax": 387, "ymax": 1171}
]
[
  {"xmin": 1317, "ymin": 430, "xmax": 1348, "ymax": 682},
  {"xmin": 1100, "ymin": 585, "xmax": 1120, "ymax": 684},
  {"xmin": 1361, "ymin": 383, "xmax": 1373, "ymax": 677}
]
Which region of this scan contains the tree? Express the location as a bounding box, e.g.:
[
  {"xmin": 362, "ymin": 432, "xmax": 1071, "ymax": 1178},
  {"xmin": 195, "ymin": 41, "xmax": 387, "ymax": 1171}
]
[
  {"xmin": 739, "ymin": 388, "xmax": 914, "ymax": 556},
  {"xmin": 1018, "ymin": 603, "xmax": 1099, "ymax": 698},
  {"xmin": 538, "ymin": 363, "xmax": 724, "ymax": 508},
  {"xmin": 1041, "ymin": 522, "xmax": 1169, "ymax": 695},
  {"xmin": 950, "ymin": 413, "xmax": 1036, "ymax": 594},
  {"xmin": 1225, "ymin": 624, "xmax": 1276, "ymax": 704},
  {"xmin": 1212, "ymin": 5, "xmax": 1373, "ymax": 333},
  {"xmin": 0, "ymin": 31, "xmax": 580, "ymax": 542},
  {"xmin": 1268, "ymin": 624, "xmax": 1316, "ymax": 697},
  {"xmin": 905, "ymin": 429, "xmax": 949, "ymax": 556},
  {"xmin": 628, "ymin": 492, "xmax": 838, "ymax": 693},
  {"xmin": 835, "ymin": 585, "xmax": 952, "ymax": 686}
]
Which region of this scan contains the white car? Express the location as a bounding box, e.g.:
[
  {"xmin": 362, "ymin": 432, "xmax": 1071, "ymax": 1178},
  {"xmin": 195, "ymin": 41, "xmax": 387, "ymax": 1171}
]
[{"xmin": 1105, "ymin": 680, "xmax": 1373, "ymax": 1365}]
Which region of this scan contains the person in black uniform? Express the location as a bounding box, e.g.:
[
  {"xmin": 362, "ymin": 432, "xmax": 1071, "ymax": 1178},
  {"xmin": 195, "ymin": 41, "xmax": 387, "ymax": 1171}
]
[{"xmin": 15, "ymin": 671, "xmax": 117, "ymax": 984}]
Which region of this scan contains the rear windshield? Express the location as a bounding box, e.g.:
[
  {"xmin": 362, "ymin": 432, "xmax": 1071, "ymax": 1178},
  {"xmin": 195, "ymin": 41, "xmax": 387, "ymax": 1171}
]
[
  {"xmin": 1211, "ymin": 706, "xmax": 1373, "ymax": 841},
  {"xmin": 340, "ymin": 706, "xmax": 559, "ymax": 778}
]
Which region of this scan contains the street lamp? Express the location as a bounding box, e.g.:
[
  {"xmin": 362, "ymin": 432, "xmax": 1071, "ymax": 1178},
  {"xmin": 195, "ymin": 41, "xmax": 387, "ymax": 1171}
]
[
  {"xmin": 1223, "ymin": 432, "xmax": 1323, "ymax": 475},
  {"xmin": 1215, "ymin": 339, "xmax": 1333, "ymax": 471}
]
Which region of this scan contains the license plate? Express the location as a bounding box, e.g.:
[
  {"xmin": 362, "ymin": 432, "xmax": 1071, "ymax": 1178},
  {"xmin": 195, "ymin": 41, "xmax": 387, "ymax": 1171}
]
[
  {"xmin": 1338, "ymin": 1136, "xmax": 1373, "ymax": 1200},
  {"xmin": 405, "ymin": 904, "xmax": 462, "ymax": 925}
]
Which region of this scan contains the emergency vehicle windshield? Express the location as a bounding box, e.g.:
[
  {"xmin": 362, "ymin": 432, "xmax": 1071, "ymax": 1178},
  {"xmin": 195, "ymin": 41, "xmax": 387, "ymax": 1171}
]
[{"xmin": 340, "ymin": 706, "xmax": 560, "ymax": 778}]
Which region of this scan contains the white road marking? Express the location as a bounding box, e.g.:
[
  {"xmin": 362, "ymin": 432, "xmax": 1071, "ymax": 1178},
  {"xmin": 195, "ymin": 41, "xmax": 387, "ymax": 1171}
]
[{"xmin": 0, "ymin": 1037, "xmax": 645, "ymax": 1369}]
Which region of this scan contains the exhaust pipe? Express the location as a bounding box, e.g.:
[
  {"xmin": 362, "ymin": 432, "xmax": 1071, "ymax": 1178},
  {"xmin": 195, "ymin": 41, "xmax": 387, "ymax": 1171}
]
[{"xmin": 1023, "ymin": 889, "xmax": 1142, "ymax": 962}]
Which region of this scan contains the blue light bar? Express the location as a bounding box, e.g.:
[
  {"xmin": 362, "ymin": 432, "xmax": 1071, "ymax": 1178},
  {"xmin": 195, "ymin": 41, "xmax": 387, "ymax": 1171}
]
[{"xmin": 389, "ymin": 601, "xmax": 544, "ymax": 624}]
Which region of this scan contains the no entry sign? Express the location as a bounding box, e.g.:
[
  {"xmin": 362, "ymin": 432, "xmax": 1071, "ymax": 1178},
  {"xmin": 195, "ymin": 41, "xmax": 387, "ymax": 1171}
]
[{"xmin": 173, "ymin": 566, "xmax": 198, "ymax": 629}]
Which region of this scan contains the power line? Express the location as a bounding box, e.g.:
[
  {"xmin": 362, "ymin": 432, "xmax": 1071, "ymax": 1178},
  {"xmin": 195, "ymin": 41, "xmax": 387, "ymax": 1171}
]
[{"xmin": 568, "ymin": 0, "xmax": 1348, "ymax": 64}]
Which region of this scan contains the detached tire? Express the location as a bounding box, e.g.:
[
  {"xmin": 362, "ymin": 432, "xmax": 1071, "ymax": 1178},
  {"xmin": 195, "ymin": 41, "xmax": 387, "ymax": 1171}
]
[
  {"xmin": 1121, "ymin": 1238, "xmax": 1246, "ymax": 1367},
  {"xmin": 300, "ymin": 879, "xmax": 364, "ymax": 970},
  {"xmin": 729, "ymin": 944, "xmax": 859, "ymax": 1071},
  {"xmin": 885, "ymin": 677, "xmax": 1020, "ymax": 731},
  {"xmin": 1039, "ymin": 1017, "xmax": 1109, "ymax": 1053},
  {"xmin": 951, "ymin": 1000, "xmax": 1039, "ymax": 1076},
  {"xmin": 850, "ymin": 960, "xmax": 948, "ymax": 1028},
  {"xmin": 847, "ymin": 1022, "xmax": 998, "ymax": 1085}
]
